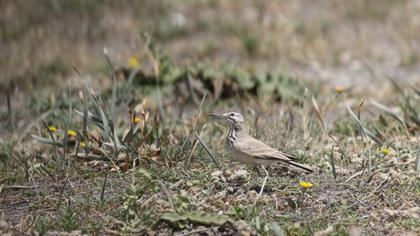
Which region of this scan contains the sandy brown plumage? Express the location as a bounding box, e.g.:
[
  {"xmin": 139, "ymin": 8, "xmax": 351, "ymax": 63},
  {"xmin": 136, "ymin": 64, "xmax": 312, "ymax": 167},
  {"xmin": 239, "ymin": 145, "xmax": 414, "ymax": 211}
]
[{"xmin": 211, "ymin": 112, "xmax": 313, "ymax": 173}]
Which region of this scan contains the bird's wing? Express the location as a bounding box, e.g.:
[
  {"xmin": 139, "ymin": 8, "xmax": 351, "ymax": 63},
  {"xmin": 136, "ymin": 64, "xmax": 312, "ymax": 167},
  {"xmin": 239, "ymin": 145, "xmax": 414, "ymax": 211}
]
[
  {"xmin": 235, "ymin": 136, "xmax": 296, "ymax": 162},
  {"xmin": 235, "ymin": 135, "xmax": 313, "ymax": 173}
]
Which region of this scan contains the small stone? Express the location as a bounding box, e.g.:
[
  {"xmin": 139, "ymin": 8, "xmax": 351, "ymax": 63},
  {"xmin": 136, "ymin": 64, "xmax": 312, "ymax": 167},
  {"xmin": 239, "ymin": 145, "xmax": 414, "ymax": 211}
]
[
  {"xmin": 348, "ymin": 226, "xmax": 362, "ymax": 236},
  {"xmin": 237, "ymin": 220, "xmax": 253, "ymax": 236},
  {"xmin": 211, "ymin": 170, "xmax": 223, "ymax": 177},
  {"xmin": 232, "ymin": 169, "xmax": 248, "ymax": 179}
]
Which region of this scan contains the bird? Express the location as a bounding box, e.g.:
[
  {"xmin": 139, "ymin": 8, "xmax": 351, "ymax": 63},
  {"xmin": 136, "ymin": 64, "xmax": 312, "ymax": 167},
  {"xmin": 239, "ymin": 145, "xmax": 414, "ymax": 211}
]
[{"xmin": 210, "ymin": 111, "xmax": 313, "ymax": 194}]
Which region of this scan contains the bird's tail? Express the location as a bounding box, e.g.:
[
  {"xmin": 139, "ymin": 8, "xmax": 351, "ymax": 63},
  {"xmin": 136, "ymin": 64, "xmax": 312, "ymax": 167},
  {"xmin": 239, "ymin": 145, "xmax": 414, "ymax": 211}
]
[{"xmin": 288, "ymin": 161, "xmax": 313, "ymax": 173}]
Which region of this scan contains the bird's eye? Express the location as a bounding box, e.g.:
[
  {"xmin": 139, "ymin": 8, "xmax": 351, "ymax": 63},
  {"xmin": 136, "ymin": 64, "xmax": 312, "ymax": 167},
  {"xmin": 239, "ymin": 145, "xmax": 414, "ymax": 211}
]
[{"xmin": 230, "ymin": 113, "xmax": 234, "ymax": 116}]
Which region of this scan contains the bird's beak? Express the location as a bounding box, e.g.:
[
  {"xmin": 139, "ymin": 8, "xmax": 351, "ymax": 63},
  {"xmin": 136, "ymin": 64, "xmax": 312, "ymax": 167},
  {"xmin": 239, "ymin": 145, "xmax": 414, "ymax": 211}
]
[{"xmin": 209, "ymin": 113, "xmax": 224, "ymax": 119}]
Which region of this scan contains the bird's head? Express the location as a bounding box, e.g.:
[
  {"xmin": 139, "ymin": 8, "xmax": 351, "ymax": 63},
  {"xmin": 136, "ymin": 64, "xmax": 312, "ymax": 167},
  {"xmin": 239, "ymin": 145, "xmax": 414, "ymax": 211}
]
[{"xmin": 210, "ymin": 112, "xmax": 244, "ymax": 130}]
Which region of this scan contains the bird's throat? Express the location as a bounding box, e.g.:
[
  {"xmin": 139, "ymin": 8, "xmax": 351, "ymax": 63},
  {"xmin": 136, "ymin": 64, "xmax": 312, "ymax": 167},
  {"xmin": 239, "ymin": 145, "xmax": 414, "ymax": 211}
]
[{"xmin": 226, "ymin": 125, "xmax": 244, "ymax": 147}]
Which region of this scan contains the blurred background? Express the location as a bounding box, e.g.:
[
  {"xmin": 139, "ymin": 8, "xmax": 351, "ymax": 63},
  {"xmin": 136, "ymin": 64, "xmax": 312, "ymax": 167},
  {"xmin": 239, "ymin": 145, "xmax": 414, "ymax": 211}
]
[{"xmin": 1, "ymin": 0, "xmax": 420, "ymax": 123}]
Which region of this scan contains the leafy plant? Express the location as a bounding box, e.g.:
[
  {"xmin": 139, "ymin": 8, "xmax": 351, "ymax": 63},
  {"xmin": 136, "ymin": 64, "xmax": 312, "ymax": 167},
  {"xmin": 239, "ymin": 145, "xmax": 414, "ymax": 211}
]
[{"xmin": 159, "ymin": 211, "xmax": 233, "ymax": 229}]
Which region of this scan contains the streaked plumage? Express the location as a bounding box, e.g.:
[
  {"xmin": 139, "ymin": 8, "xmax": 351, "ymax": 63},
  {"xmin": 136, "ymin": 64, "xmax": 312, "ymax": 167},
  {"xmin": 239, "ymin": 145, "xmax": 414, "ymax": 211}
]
[{"xmin": 210, "ymin": 112, "xmax": 313, "ymax": 173}]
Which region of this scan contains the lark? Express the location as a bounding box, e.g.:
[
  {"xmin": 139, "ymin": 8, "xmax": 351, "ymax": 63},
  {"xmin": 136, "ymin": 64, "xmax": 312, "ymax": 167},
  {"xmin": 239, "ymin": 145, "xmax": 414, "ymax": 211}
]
[{"xmin": 210, "ymin": 112, "xmax": 313, "ymax": 193}]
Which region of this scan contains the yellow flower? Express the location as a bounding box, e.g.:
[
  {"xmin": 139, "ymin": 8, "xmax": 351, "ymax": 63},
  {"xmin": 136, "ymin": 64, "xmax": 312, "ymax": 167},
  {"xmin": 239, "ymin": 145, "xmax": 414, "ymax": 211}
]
[
  {"xmin": 79, "ymin": 141, "xmax": 86, "ymax": 148},
  {"xmin": 335, "ymin": 86, "xmax": 344, "ymax": 94},
  {"xmin": 67, "ymin": 129, "xmax": 77, "ymax": 137},
  {"xmin": 48, "ymin": 126, "xmax": 58, "ymax": 133},
  {"xmin": 299, "ymin": 181, "xmax": 313, "ymax": 189},
  {"xmin": 380, "ymin": 147, "xmax": 391, "ymax": 155},
  {"xmin": 133, "ymin": 116, "xmax": 141, "ymax": 124},
  {"xmin": 128, "ymin": 56, "xmax": 139, "ymax": 69}
]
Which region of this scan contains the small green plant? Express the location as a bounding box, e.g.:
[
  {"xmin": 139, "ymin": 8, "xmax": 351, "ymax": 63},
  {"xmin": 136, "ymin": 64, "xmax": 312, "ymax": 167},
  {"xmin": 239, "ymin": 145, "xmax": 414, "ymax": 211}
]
[
  {"xmin": 59, "ymin": 204, "xmax": 79, "ymax": 232},
  {"xmin": 121, "ymin": 168, "xmax": 160, "ymax": 226},
  {"xmin": 233, "ymin": 204, "xmax": 270, "ymax": 235},
  {"xmin": 33, "ymin": 216, "xmax": 54, "ymax": 235},
  {"xmin": 240, "ymin": 32, "xmax": 258, "ymax": 56},
  {"xmin": 159, "ymin": 211, "xmax": 233, "ymax": 229}
]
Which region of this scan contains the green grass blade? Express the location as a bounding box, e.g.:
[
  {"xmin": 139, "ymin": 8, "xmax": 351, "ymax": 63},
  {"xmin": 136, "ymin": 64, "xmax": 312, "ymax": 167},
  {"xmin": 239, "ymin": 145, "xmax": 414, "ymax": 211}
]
[
  {"xmin": 370, "ymin": 101, "xmax": 407, "ymax": 126},
  {"xmin": 31, "ymin": 135, "xmax": 64, "ymax": 147},
  {"xmin": 104, "ymin": 49, "xmax": 117, "ymax": 122},
  {"xmin": 346, "ymin": 104, "xmax": 382, "ymax": 145}
]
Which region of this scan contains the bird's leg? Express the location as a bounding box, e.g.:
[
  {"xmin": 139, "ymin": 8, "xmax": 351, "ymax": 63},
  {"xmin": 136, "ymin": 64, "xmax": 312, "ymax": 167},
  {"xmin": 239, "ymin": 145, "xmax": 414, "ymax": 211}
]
[{"xmin": 259, "ymin": 165, "xmax": 269, "ymax": 195}]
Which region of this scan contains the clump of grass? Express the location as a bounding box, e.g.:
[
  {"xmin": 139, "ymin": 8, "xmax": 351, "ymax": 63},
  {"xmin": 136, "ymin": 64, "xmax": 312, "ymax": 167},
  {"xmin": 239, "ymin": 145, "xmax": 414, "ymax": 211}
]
[
  {"xmin": 239, "ymin": 32, "xmax": 259, "ymax": 56},
  {"xmin": 59, "ymin": 204, "xmax": 79, "ymax": 232},
  {"xmin": 33, "ymin": 216, "xmax": 54, "ymax": 235}
]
